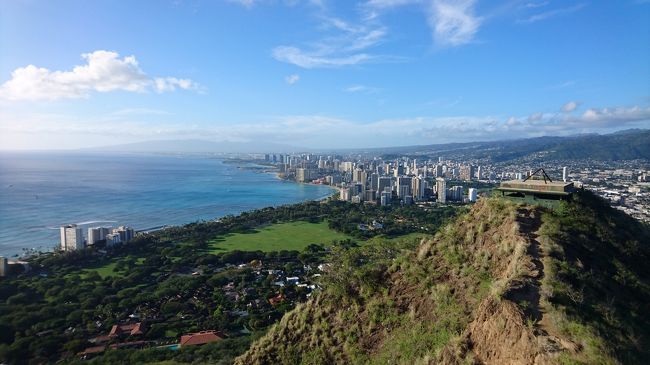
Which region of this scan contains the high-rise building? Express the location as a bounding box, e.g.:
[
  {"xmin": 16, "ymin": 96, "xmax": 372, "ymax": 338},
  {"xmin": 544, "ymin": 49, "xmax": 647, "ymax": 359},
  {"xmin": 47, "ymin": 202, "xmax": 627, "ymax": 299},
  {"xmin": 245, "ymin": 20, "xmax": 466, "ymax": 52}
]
[
  {"xmin": 477, "ymin": 166, "xmax": 482, "ymax": 180},
  {"xmin": 341, "ymin": 162, "xmax": 354, "ymax": 172},
  {"xmin": 113, "ymin": 226, "xmax": 135, "ymax": 243},
  {"xmin": 340, "ymin": 186, "xmax": 352, "ymax": 201},
  {"xmin": 377, "ymin": 177, "xmax": 392, "ymax": 194},
  {"xmin": 468, "ymin": 188, "xmax": 478, "ymax": 202},
  {"xmin": 397, "ymin": 176, "xmax": 412, "ymax": 198},
  {"xmin": 0, "ymin": 256, "xmax": 7, "ymax": 277},
  {"xmin": 88, "ymin": 226, "xmax": 110, "ymax": 245},
  {"xmin": 60, "ymin": 224, "xmax": 84, "ymax": 251},
  {"xmin": 460, "ymin": 165, "xmax": 475, "ymax": 181},
  {"xmin": 353, "ymin": 168, "xmax": 362, "ymax": 183},
  {"xmin": 105, "ymin": 233, "xmax": 122, "ymax": 247},
  {"xmin": 562, "ymin": 166, "xmax": 568, "ymax": 182},
  {"xmin": 370, "ymin": 173, "xmax": 379, "ymax": 192},
  {"xmin": 380, "ymin": 191, "xmax": 392, "ymax": 206},
  {"xmin": 436, "ymin": 178, "xmax": 447, "ymax": 203},
  {"xmin": 412, "ymin": 177, "xmax": 425, "ymax": 201},
  {"xmin": 403, "ymin": 195, "xmax": 413, "ymax": 205},
  {"xmin": 449, "ymin": 186, "xmax": 463, "ymax": 201},
  {"xmin": 434, "ymin": 164, "xmax": 443, "ymax": 178},
  {"xmin": 393, "ymin": 165, "xmax": 405, "ymax": 177},
  {"xmin": 296, "ymin": 168, "xmax": 316, "ymax": 183}
]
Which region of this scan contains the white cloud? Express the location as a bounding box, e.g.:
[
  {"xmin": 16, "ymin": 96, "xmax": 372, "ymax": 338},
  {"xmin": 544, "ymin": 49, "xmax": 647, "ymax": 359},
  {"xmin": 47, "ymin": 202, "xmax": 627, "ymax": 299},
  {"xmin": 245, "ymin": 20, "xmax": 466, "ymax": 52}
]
[
  {"xmin": 518, "ymin": 3, "xmax": 585, "ymax": 24},
  {"xmin": 285, "ymin": 74, "xmax": 301, "ymax": 85},
  {"xmin": 365, "ymin": 0, "xmax": 419, "ymax": 9},
  {"xmin": 345, "ymin": 84, "xmax": 381, "ymax": 93},
  {"xmin": 0, "ymin": 50, "xmax": 198, "ymax": 101},
  {"xmin": 525, "ymin": 1, "xmax": 549, "ymax": 9},
  {"xmin": 272, "ymin": 11, "xmax": 388, "ymax": 68},
  {"xmin": 546, "ymin": 80, "xmax": 576, "ymax": 90},
  {"xmin": 272, "ymin": 46, "xmax": 372, "ymax": 68},
  {"xmin": 561, "ymin": 101, "xmax": 579, "ymax": 113},
  {"xmin": 428, "ymin": 0, "xmax": 482, "ymax": 47},
  {"xmin": 227, "ymin": 0, "xmax": 257, "ymax": 8},
  {"xmin": 154, "ymin": 77, "xmax": 198, "ymax": 93}
]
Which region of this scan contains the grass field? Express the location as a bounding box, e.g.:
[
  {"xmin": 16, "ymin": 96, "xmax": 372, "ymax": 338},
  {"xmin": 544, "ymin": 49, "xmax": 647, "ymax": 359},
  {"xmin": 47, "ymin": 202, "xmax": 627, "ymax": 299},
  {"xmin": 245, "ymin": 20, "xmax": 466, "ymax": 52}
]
[
  {"xmin": 208, "ymin": 221, "xmax": 354, "ymax": 253},
  {"xmin": 81, "ymin": 256, "xmax": 146, "ymax": 279}
]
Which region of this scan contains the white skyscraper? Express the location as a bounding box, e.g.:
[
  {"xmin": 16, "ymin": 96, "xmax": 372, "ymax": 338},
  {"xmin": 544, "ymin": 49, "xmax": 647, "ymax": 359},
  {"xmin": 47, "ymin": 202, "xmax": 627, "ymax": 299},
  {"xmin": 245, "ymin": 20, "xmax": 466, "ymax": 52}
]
[
  {"xmin": 60, "ymin": 224, "xmax": 84, "ymax": 251},
  {"xmin": 436, "ymin": 178, "xmax": 447, "ymax": 203},
  {"xmin": 562, "ymin": 166, "xmax": 568, "ymax": 182},
  {"xmin": 468, "ymin": 188, "xmax": 478, "ymax": 202}
]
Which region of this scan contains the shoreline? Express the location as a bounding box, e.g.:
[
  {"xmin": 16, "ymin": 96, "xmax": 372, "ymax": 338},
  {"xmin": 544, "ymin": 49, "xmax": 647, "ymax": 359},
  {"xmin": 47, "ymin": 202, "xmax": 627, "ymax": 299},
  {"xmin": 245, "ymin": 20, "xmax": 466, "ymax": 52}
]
[{"xmin": 270, "ymin": 170, "xmax": 338, "ymax": 202}]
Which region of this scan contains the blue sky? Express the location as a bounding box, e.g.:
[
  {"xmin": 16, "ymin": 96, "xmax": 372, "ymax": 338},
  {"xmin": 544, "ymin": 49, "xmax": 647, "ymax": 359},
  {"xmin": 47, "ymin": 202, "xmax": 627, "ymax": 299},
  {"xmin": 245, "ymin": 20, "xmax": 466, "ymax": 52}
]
[{"xmin": 1, "ymin": 0, "xmax": 649, "ymax": 150}]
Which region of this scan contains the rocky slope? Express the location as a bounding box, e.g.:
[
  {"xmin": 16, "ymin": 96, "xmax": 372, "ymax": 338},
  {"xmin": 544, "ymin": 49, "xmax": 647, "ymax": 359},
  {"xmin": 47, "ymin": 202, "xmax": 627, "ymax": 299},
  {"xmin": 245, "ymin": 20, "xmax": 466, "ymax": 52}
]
[{"xmin": 235, "ymin": 193, "xmax": 650, "ymax": 365}]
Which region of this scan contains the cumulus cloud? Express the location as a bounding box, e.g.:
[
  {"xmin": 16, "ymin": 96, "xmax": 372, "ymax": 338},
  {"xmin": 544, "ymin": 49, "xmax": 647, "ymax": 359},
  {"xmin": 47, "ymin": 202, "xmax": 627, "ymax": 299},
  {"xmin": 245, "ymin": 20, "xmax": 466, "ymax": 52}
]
[
  {"xmin": 0, "ymin": 50, "xmax": 198, "ymax": 101},
  {"xmin": 428, "ymin": 0, "xmax": 481, "ymax": 46},
  {"xmin": 561, "ymin": 101, "xmax": 579, "ymax": 113},
  {"xmin": 285, "ymin": 74, "xmax": 300, "ymax": 85}
]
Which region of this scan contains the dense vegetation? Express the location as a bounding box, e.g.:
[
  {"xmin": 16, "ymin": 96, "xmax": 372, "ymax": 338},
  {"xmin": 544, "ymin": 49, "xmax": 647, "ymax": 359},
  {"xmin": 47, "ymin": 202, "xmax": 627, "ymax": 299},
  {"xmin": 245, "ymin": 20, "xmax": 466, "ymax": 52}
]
[
  {"xmin": 0, "ymin": 200, "xmax": 459, "ymax": 364},
  {"xmin": 538, "ymin": 192, "xmax": 650, "ymax": 364}
]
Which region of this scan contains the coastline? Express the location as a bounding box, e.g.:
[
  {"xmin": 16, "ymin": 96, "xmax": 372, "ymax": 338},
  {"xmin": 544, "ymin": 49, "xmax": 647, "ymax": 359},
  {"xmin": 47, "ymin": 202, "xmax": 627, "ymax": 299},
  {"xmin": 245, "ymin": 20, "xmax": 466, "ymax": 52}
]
[
  {"xmin": 269, "ymin": 170, "xmax": 338, "ymax": 202},
  {"xmin": 0, "ymin": 155, "xmax": 335, "ymax": 259}
]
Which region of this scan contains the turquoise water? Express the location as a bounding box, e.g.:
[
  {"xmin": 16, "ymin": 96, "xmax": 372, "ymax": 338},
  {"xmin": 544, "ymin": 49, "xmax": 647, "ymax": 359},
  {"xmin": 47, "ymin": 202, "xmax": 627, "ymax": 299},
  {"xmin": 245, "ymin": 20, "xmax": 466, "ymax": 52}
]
[{"xmin": 0, "ymin": 152, "xmax": 334, "ymax": 257}]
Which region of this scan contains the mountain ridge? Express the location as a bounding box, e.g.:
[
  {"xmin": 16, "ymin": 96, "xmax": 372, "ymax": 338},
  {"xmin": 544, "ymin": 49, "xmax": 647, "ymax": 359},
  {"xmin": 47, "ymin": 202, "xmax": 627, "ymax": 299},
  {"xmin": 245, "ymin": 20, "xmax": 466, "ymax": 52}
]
[{"xmin": 235, "ymin": 192, "xmax": 650, "ymax": 364}]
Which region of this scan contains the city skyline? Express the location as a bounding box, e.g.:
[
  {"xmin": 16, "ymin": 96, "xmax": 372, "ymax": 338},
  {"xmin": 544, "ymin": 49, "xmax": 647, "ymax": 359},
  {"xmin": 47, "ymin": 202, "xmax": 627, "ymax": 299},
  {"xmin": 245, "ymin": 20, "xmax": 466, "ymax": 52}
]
[{"xmin": 1, "ymin": 0, "xmax": 649, "ymax": 150}]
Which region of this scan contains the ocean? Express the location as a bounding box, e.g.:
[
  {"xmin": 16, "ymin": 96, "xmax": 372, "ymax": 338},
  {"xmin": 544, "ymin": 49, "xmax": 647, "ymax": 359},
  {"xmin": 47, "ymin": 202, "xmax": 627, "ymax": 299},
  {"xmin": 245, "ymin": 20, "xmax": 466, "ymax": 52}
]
[{"xmin": 0, "ymin": 152, "xmax": 334, "ymax": 257}]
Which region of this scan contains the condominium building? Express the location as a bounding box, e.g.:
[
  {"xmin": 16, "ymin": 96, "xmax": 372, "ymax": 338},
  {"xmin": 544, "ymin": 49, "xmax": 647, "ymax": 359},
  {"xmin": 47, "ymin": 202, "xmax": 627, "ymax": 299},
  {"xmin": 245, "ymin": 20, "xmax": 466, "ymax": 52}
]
[
  {"xmin": 88, "ymin": 226, "xmax": 110, "ymax": 245},
  {"xmin": 60, "ymin": 224, "xmax": 85, "ymax": 251}
]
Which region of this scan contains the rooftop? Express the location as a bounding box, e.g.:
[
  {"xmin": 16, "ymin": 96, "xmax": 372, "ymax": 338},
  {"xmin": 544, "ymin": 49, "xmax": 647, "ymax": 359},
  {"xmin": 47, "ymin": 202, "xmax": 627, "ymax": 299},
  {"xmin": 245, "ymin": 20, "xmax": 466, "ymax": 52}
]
[
  {"xmin": 180, "ymin": 330, "xmax": 225, "ymax": 347},
  {"xmin": 497, "ymin": 179, "xmax": 575, "ymax": 196}
]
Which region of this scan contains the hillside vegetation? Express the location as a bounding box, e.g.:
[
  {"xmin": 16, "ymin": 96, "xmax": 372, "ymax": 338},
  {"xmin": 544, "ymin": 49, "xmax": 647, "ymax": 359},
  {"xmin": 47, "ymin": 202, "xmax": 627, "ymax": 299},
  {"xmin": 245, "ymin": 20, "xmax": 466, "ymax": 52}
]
[{"xmin": 235, "ymin": 192, "xmax": 650, "ymax": 364}]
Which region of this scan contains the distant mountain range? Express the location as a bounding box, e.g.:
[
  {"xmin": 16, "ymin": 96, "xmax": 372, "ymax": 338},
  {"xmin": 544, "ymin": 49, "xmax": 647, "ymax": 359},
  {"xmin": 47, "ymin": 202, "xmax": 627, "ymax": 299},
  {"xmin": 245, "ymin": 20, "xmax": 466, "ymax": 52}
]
[
  {"xmin": 85, "ymin": 129, "xmax": 650, "ymax": 161},
  {"xmin": 370, "ymin": 128, "xmax": 650, "ymax": 162}
]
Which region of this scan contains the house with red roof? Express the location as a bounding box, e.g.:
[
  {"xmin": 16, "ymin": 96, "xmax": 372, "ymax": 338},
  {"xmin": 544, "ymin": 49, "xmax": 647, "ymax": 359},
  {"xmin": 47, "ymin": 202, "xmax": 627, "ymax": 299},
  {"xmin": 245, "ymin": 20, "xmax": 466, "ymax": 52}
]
[
  {"xmin": 268, "ymin": 293, "xmax": 285, "ymax": 306},
  {"xmin": 108, "ymin": 322, "xmax": 145, "ymax": 337},
  {"xmin": 179, "ymin": 330, "xmax": 225, "ymax": 347}
]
